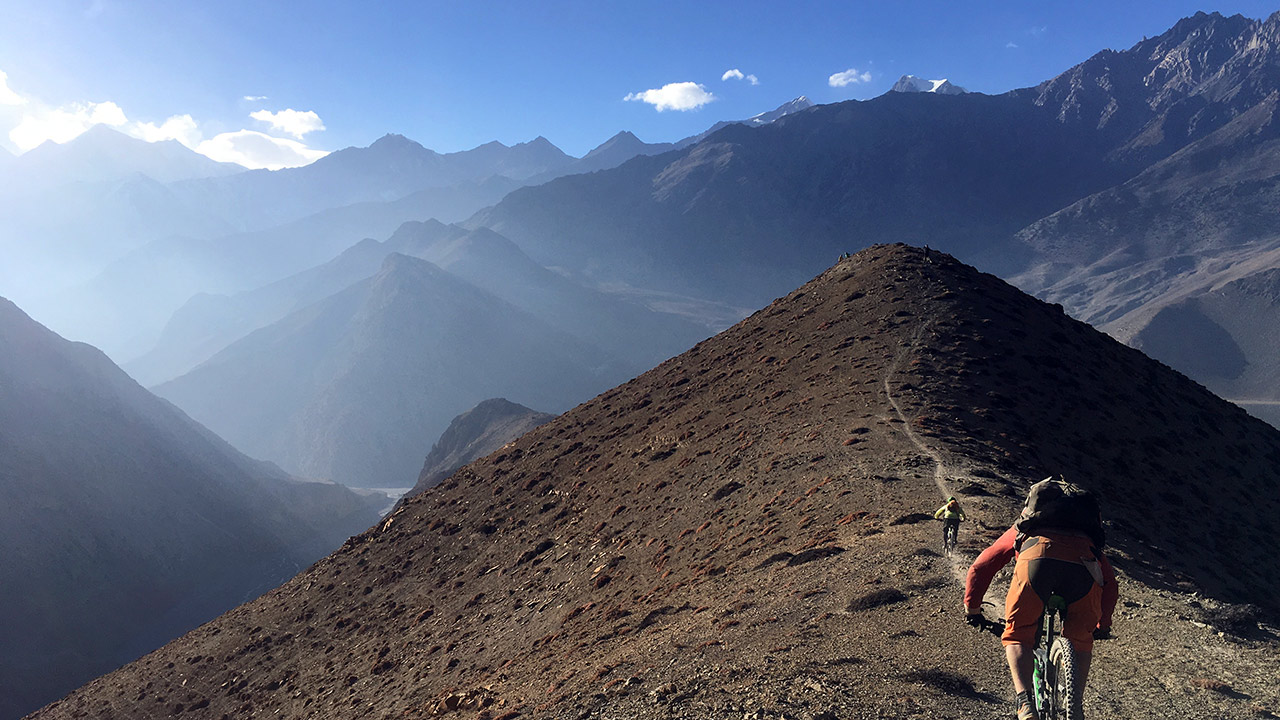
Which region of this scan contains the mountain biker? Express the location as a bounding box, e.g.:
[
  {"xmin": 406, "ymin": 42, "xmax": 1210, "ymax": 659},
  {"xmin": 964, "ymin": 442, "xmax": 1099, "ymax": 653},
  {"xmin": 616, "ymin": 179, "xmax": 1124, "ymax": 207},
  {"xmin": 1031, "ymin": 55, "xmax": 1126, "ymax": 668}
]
[
  {"xmin": 963, "ymin": 477, "xmax": 1118, "ymax": 720},
  {"xmin": 933, "ymin": 495, "xmax": 965, "ymax": 547}
]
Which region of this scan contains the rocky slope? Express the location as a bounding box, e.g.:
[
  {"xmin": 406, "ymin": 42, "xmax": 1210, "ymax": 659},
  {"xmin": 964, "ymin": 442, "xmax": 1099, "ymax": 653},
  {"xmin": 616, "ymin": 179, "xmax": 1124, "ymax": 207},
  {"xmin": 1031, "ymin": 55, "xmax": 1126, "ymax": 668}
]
[
  {"xmin": 33, "ymin": 246, "xmax": 1280, "ymax": 720},
  {"xmin": 411, "ymin": 398, "xmax": 555, "ymax": 494},
  {"xmin": 1008, "ymin": 12, "xmax": 1280, "ymax": 418},
  {"xmin": 1018, "ymin": 11, "xmax": 1280, "ymax": 164},
  {"xmin": 0, "ymin": 297, "xmax": 385, "ymax": 720}
]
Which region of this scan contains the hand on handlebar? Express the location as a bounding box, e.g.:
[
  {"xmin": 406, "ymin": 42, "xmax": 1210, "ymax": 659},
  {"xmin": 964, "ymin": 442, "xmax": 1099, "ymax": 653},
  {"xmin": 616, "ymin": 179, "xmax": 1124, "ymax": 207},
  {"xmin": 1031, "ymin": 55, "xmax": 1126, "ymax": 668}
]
[{"xmin": 965, "ymin": 610, "xmax": 1005, "ymax": 635}]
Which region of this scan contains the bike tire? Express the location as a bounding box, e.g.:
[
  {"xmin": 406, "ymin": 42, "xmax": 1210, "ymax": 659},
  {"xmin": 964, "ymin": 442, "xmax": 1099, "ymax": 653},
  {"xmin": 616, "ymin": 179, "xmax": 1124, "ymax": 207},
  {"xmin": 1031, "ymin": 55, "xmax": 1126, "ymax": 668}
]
[{"xmin": 1047, "ymin": 637, "xmax": 1084, "ymax": 720}]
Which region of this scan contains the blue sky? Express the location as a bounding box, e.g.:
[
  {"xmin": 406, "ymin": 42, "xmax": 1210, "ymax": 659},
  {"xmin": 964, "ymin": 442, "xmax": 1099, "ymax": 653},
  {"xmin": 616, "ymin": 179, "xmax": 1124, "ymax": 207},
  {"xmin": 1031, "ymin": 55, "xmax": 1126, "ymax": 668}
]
[{"xmin": 1, "ymin": 0, "xmax": 1277, "ymax": 167}]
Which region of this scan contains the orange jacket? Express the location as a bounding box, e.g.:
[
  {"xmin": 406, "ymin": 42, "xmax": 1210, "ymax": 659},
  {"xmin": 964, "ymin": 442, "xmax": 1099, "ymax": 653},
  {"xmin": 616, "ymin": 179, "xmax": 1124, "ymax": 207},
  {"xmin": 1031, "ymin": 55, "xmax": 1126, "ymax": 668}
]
[{"xmin": 964, "ymin": 525, "xmax": 1118, "ymax": 629}]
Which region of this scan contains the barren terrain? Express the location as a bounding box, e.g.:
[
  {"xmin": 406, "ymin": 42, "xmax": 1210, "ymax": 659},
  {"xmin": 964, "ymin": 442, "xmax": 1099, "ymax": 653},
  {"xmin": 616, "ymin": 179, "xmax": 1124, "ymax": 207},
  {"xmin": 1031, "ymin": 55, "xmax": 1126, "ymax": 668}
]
[{"xmin": 32, "ymin": 245, "xmax": 1280, "ymax": 720}]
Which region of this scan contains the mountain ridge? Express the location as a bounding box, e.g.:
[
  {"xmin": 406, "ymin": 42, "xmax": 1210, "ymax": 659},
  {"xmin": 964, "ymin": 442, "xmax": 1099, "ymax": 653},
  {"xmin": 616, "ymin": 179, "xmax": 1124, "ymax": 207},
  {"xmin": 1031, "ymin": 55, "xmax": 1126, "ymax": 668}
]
[
  {"xmin": 152, "ymin": 252, "xmax": 631, "ymax": 487},
  {"xmin": 31, "ymin": 245, "xmax": 1280, "ymax": 720}
]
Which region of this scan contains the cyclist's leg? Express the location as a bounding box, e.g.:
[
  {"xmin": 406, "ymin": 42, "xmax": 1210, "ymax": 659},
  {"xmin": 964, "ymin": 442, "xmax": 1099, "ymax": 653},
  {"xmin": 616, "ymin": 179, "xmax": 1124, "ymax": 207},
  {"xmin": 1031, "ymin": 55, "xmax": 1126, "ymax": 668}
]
[
  {"xmin": 1026, "ymin": 536, "xmax": 1102, "ymax": 708},
  {"xmin": 1076, "ymin": 651, "xmax": 1092, "ymax": 692},
  {"xmin": 1002, "ymin": 552, "xmax": 1044, "ymax": 697},
  {"xmin": 1060, "ymin": 581, "xmax": 1103, "ymax": 688},
  {"xmin": 1004, "ymin": 642, "xmax": 1035, "ymax": 694}
]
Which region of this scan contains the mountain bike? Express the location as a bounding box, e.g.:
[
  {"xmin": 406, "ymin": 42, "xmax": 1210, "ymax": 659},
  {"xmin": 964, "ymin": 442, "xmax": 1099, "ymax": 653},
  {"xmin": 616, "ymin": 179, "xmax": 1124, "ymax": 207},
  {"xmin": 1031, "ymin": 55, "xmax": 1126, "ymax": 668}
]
[
  {"xmin": 1031, "ymin": 593, "xmax": 1084, "ymax": 720},
  {"xmin": 972, "ymin": 597, "xmax": 1084, "ymax": 720},
  {"xmin": 941, "ymin": 519, "xmax": 959, "ymax": 556}
]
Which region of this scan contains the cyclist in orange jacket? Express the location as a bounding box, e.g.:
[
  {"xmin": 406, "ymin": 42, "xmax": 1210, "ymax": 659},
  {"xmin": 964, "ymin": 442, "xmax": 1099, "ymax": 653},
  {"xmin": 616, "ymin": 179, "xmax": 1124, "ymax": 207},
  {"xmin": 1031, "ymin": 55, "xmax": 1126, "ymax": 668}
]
[{"xmin": 964, "ymin": 478, "xmax": 1118, "ymax": 720}]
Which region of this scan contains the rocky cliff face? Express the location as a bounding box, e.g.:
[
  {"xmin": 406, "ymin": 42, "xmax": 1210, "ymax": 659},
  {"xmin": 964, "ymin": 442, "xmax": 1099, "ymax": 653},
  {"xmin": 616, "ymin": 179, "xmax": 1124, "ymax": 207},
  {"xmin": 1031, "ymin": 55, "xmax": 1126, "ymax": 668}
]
[
  {"xmin": 1022, "ymin": 11, "xmax": 1280, "ymax": 162},
  {"xmin": 32, "ymin": 246, "xmax": 1280, "ymax": 720},
  {"xmin": 411, "ymin": 398, "xmax": 555, "ymax": 494}
]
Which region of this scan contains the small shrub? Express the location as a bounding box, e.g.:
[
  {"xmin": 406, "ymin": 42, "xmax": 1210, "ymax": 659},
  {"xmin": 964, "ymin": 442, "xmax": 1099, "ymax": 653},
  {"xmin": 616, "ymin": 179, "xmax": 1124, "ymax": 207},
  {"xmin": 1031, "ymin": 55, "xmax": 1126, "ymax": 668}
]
[
  {"xmin": 889, "ymin": 513, "xmax": 932, "ymax": 526},
  {"xmin": 1200, "ymin": 603, "xmax": 1263, "ymax": 636},
  {"xmin": 787, "ymin": 546, "xmax": 845, "ymax": 566},
  {"xmin": 903, "ymin": 668, "xmax": 981, "ymax": 698},
  {"xmin": 847, "ymin": 588, "xmax": 907, "ymax": 612},
  {"xmin": 1189, "ymin": 677, "xmax": 1230, "ymax": 692}
]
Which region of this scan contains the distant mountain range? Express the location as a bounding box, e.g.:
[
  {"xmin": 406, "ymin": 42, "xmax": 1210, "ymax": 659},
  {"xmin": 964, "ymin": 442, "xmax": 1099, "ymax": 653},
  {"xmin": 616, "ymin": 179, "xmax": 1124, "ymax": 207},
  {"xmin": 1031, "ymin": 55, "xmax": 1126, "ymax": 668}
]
[
  {"xmin": 5, "ymin": 124, "xmax": 245, "ymax": 187},
  {"xmin": 151, "ymin": 253, "xmax": 637, "ymax": 487},
  {"xmin": 677, "ymin": 95, "xmax": 814, "ymax": 148},
  {"xmin": 466, "ymin": 89, "xmax": 1114, "ymax": 304},
  {"xmin": 13, "ymin": 97, "xmax": 807, "ymax": 360},
  {"xmin": 164, "ymin": 133, "xmax": 573, "ymax": 233},
  {"xmin": 123, "ymin": 220, "xmax": 709, "ymax": 490},
  {"xmin": 50, "ymin": 174, "xmax": 522, "ymax": 359},
  {"xmin": 0, "ymin": 297, "xmax": 385, "ymax": 720},
  {"xmin": 466, "ymin": 10, "xmax": 1280, "ymax": 423}
]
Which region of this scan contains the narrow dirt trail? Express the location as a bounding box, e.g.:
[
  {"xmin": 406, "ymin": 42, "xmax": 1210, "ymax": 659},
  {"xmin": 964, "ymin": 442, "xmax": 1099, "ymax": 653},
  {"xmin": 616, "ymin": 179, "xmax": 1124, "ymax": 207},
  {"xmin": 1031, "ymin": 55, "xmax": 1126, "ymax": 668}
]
[
  {"xmin": 881, "ymin": 319, "xmax": 972, "ymax": 583},
  {"xmin": 881, "ymin": 319, "xmax": 961, "ymax": 497}
]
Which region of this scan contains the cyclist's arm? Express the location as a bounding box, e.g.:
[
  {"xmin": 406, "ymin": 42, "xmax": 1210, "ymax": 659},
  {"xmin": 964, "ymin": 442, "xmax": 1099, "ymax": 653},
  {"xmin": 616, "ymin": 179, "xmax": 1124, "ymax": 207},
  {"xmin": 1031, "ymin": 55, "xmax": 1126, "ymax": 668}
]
[
  {"xmin": 934, "ymin": 506, "xmax": 946, "ymax": 519},
  {"xmin": 964, "ymin": 525, "xmax": 1017, "ymax": 613},
  {"xmin": 1099, "ymin": 552, "xmax": 1118, "ymax": 630}
]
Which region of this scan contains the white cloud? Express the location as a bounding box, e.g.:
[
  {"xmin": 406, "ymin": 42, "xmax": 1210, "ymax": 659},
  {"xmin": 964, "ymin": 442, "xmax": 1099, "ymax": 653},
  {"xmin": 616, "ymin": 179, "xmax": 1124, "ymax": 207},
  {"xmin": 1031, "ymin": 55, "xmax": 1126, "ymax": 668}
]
[
  {"xmin": 9, "ymin": 100, "xmax": 127, "ymax": 151},
  {"xmin": 828, "ymin": 68, "xmax": 873, "ymax": 88},
  {"xmin": 722, "ymin": 68, "xmax": 759, "ymax": 85},
  {"xmin": 1029, "ymin": 25, "xmax": 1048, "ymax": 37},
  {"xmin": 1006, "ymin": 41, "xmax": 1020, "ymax": 49},
  {"xmin": 0, "ymin": 70, "xmax": 327, "ymax": 168},
  {"xmin": 624, "ymin": 82, "xmax": 715, "ymax": 112},
  {"xmin": 196, "ymin": 129, "xmax": 328, "ymax": 170},
  {"xmin": 243, "ymin": 95, "xmax": 268, "ymax": 101},
  {"xmin": 130, "ymin": 114, "xmax": 201, "ymax": 147},
  {"xmin": 250, "ymin": 108, "xmax": 325, "ymax": 139},
  {"xmin": 0, "ymin": 70, "xmax": 26, "ymax": 105}
]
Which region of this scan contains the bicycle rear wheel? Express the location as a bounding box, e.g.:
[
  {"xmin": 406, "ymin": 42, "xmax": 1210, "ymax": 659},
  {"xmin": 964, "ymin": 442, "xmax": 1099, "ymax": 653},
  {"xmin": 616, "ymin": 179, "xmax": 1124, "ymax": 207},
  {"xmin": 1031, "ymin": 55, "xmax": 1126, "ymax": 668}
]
[{"xmin": 1047, "ymin": 637, "xmax": 1084, "ymax": 720}]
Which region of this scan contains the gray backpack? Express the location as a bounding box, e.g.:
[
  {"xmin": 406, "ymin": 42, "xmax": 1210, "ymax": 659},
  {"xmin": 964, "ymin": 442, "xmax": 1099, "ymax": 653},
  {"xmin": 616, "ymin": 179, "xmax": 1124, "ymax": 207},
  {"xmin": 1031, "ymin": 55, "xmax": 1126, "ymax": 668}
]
[{"xmin": 1015, "ymin": 477, "xmax": 1105, "ymax": 548}]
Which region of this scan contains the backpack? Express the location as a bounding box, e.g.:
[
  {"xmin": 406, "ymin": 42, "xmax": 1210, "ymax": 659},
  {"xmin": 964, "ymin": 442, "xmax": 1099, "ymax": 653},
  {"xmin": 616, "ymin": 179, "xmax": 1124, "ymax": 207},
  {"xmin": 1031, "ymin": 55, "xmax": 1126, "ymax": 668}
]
[{"xmin": 1015, "ymin": 477, "xmax": 1105, "ymax": 548}]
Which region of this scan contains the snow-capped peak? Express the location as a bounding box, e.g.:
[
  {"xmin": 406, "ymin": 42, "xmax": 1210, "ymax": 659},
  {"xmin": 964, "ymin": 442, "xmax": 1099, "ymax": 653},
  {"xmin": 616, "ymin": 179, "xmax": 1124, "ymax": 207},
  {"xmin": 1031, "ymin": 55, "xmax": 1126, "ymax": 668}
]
[
  {"xmin": 746, "ymin": 96, "xmax": 815, "ymax": 126},
  {"xmin": 890, "ymin": 75, "xmax": 968, "ymax": 95}
]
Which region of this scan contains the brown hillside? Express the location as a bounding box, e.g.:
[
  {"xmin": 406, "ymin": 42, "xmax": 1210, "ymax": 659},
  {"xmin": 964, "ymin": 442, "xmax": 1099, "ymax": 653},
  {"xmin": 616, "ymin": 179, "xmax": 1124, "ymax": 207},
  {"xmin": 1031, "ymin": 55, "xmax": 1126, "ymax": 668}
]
[{"xmin": 34, "ymin": 245, "xmax": 1280, "ymax": 720}]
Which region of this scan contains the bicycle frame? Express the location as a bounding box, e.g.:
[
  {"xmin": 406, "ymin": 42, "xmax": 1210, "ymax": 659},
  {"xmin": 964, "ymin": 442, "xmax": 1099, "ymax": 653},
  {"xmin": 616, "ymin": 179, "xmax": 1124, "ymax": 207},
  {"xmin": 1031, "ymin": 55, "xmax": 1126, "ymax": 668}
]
[{"xmin": 941, "ymin": 518, "xmax": 959, "ymax": 554}]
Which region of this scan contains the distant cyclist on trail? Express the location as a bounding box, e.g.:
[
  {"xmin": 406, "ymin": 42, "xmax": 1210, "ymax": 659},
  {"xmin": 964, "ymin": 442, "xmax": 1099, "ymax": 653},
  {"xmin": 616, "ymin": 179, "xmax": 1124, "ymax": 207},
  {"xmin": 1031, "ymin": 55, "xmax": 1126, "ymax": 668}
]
[
  {"xmin": 934, "ymin": 495, "xmax": 965, "ymax": 547},
  {"xmin": 964, "ymin": 477, "xmax": 1118, "ymax": 720}
]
